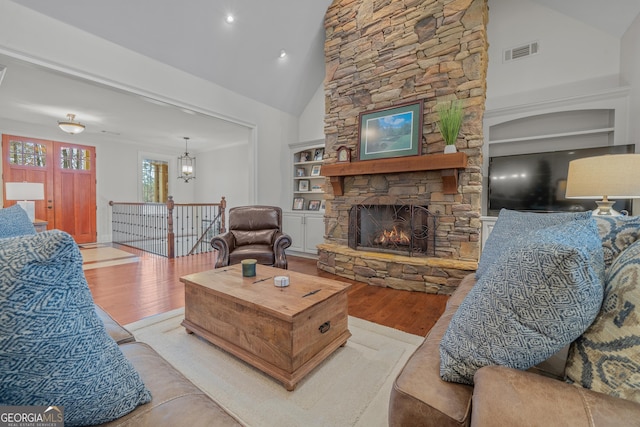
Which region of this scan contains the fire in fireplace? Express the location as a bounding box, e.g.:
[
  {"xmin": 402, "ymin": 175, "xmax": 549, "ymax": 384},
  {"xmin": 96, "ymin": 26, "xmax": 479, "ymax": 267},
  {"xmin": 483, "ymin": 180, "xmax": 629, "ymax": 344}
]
[
  {"xmin": 348, "ymin": 204, "xmax": 436, "ymax": 256},
  {"xmin": 374, "ymin": 226, "xmax": 411, "ymax": 247}
]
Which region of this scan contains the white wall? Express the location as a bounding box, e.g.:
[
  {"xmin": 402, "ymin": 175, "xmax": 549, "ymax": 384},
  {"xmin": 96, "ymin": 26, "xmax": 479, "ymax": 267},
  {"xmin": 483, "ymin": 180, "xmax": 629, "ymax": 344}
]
[
  {"xmin": 621, "ymin": 13, "xmax": 640, "ymax": 147},
  {"xmin": 195, "ymin": 142, "xmax": 251, "ymax": 211},
  {"xmin": 486, "ymin": 0, "xmax": 621, "ymax": 110},
  {"xmin": 298, "ymin": 85, "xmax": 325, "ymax": 142},
  {"xmin": 0, "ymin": 0, "xmax": 299, "ymax": 242}
]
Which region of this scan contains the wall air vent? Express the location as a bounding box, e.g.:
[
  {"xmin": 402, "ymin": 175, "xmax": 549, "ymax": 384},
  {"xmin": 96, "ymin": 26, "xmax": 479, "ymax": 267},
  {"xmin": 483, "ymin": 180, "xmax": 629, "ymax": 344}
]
[{"xmin": 503, "ymin": 41, "xmax": 539, "ymax": 63}]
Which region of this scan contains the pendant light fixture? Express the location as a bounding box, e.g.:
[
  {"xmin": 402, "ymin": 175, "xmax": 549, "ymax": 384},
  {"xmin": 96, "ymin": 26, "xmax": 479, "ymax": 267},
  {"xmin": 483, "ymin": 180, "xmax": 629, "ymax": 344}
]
[
  {"xmin": 177, "ymin": 137, "xmax": 196, "ymax": 182},
  {"xmin": 58, "ymin": 113, "xmax": 85, "ymax": 134}
]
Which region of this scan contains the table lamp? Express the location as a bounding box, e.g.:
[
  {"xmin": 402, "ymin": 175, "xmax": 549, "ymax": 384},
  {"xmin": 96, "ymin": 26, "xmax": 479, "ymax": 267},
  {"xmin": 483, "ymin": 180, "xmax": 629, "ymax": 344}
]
[
  {"xmin": 565, "ymin": 154, "xmax": 640, "ymax": 216},
  {"xmin": 5, "ymin": 182, "xmax": 45, "ymax": 221}
]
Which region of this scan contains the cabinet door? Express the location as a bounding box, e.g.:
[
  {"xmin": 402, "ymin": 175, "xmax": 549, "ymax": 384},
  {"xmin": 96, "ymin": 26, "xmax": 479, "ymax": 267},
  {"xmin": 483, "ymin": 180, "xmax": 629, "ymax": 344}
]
[
  {"xmin": 283, "ymin": 213, "xmax": 305, "ymax": 252},
  {"xmin": 481, "ymin": 217, "xmax": 497, "ymax": 252},
  {"xmin": 304, "ymin": 215, "xmax": 325, "ymax": 253}
]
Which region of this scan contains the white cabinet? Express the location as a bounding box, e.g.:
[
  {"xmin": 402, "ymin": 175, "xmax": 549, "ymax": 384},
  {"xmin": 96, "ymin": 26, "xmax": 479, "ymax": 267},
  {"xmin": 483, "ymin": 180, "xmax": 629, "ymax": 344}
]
[
  {"xmin": 283, "ymin": 213, "xmax": 305, "ymax": 253},
  {"xmin": 283, "ymin": 212, "xmax": 324, "ymax": 255},
  {"xmin": 304, "ymin": 214, "xmax": 325, "ymax": 252},
  {"xmin": 480, "ymin": 216, "xmax": 497, "ymax": 251}
]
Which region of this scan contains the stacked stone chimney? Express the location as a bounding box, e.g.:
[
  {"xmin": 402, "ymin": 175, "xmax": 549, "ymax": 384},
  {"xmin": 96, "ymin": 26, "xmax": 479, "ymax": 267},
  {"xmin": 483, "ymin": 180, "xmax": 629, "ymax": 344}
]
[{"xmin": 318, "ymin": 0, "xmax": 488, "ymax": 294}]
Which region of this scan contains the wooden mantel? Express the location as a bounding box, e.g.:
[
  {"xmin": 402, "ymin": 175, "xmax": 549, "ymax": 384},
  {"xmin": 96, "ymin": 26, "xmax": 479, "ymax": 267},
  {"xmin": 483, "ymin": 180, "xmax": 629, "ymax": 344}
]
[{"xmin": 321, "ymin": 152, "xmax": 468, "ymax": 196}]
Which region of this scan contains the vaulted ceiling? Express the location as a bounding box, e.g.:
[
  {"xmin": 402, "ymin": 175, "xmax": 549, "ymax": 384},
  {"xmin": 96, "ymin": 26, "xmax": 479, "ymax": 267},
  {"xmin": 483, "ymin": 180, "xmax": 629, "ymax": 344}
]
[{"xmin": 2, "ymin": 0, "xmax": 639, "ymax": 152}]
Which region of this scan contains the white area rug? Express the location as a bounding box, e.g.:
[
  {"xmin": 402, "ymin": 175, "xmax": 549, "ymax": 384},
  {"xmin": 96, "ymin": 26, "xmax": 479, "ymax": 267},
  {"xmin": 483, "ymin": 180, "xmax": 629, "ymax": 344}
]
[
  {"xmin": 80, "ymin": 247, "xmax": 138, "ymax": 270},
  {"xmin": 125, "ymin": 308, "xmax": 423, "ymax": 427}
]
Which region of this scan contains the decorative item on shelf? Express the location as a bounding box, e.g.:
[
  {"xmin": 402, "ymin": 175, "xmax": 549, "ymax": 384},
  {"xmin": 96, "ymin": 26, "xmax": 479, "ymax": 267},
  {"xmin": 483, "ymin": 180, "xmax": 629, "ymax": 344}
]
[
  {"xmin": 299, "ymin": 151, "xmax": 311, "ymax": 162},
  {"xmin": 336, "ymin": 145, "xmax": 351, "ymax": 163},
  {"xmin": 308, "ymin": 200, "xmax": 321, "ymax": 211},
  {"xmin": 177, "ymin": 137, "xmax": 196, "ymax": 182},
  {"xmin": 437, "ymin": 100, "xmax": 464, "ymax": 154},
  {"xmin": 311, "ymin": 165, "xmax": 322, "ymax": 176},
  {"xmin": 314, "ymin": 148, "xmax": 324, "ymax": 161},
  {"xmin": 298, "ymin": 180, "xmax": 310, "ymax": 192},
  {"xmin": 311, "ymin": 184, "xmax": 322, "ymax": 191},
  {"xmin": 5, "ymin": 182, "xmax": 45, "ymax": 221},
  {"xmin": 358, "ymin": 101, "xmax": 423, "ymax": 161},
  {"xmin": 292, "ymin": 197, "xmax": 304, "ymax": 210},
  {"xmin": 58, "ymin": 113, "xmax": 85, "ymax": 135},
  {"xmin": 296, "ymin": 167, "xmax": 306, "ymax": 177},
  {"xmin": 565, "ymin": 154, "xmax": 640, "ymax": 216},
  {"xmin": 320, "ymin": 200, "xmax": 326, "ymax": 211}
]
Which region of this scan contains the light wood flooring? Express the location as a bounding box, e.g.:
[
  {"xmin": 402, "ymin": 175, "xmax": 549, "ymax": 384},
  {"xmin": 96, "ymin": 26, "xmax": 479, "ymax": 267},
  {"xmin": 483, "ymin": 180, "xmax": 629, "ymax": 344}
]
[{"xmin": 84, "ymin": 245, "xmax": 449, "ymax": 337}]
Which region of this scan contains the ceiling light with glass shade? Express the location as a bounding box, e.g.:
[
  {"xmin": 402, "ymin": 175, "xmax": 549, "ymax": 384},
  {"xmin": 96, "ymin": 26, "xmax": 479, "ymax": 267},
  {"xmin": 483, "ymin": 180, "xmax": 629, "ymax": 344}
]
[
  {"xmin": 177, "ymin": 137, "xmax": 196, "ymax": 183},
  {"xmin": 58, "ymin": 113, "xmax": 85, "ymax": 134}
]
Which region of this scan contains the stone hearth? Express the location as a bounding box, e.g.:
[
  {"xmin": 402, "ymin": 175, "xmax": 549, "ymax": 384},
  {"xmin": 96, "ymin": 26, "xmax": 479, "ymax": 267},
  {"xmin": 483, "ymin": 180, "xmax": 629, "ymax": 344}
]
[{"xmin": 318, "ymin": 243, "xmax": 477, "ymax": 295}]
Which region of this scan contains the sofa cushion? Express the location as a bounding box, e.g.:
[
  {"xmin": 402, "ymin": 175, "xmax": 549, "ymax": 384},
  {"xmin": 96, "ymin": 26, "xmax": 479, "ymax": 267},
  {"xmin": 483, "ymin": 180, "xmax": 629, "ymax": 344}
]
[
  {"xmin": 0, "ymin": 230, "xmax": 151, "ymax": 426},
  {"xmin": 594, "ymin": 215, "xmax": 640, "ymax": 269},
  {"xmin": 566, "ymin": 238, "xmax": 640, "ymax": 403},
  {"xmin": 440, "ymin": 219, "xmax": 605, "ymax": 385},
  {"xmin": 476, "ymin": 209, "xmax": 592, "ymax": 279},
  {"xmin": 95, "ymin": 304, "xmax": 136, "ymax": 345},
  {"xmin": 472, "ymin": 366, "xmax": 640, "ymax": 427},
  {"xmin": 390, "ymin": 311, "xmax": 473, "ymax": 427},
  {"xmin": 0, "ymin": 204, "xmax": 36, "ymax": 238},
  {"xmin": 98, "ymin": 342, "xmax": 241, "ymax": 427}
]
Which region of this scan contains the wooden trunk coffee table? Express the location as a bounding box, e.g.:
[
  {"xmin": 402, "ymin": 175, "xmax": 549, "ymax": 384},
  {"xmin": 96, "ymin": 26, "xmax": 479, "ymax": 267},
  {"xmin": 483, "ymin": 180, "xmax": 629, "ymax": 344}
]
[{"xmin": 180, "ymin": 264, "xmax": 351, "ymax": 390}]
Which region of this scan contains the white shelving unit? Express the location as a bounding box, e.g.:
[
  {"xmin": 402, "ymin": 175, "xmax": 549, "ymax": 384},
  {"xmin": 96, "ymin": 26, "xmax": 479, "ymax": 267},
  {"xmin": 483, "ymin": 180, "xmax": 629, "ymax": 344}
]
[
  {"xmin": 482, "ymin": 87, "xmax": 633, "ymax": 216},
  {"xmin": 285, "ymin": 140, "xmax": 326, "ymax": 256},
  {"xmin": 292, "ymin": 144, "xmax": 325, "ymax": 212}
]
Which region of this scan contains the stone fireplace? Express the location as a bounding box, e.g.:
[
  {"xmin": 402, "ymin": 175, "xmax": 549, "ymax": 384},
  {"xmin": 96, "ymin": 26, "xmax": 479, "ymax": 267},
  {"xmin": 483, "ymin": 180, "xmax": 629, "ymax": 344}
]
[
  {"xmin": 348, "ymin": 204, "xmax": 436, "ymax": 257},
  {"xmin": 318, "ymin": 0, "xmax": 488, "ymax": 294}
]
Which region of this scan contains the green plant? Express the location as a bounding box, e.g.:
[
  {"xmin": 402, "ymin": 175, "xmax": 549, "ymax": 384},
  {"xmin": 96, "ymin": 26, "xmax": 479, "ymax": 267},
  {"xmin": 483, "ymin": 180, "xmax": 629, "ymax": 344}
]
[{"xmin": 437, "ymin": 100, "xmax": 464, "ymax": 145}]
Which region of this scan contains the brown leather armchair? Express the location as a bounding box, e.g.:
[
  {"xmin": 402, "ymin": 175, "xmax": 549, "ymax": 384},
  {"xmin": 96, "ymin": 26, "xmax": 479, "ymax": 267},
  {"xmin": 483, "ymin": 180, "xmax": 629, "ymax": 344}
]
[{"xmin": 211, "ymin": 206, "xmax": 292, "ymax": 269}]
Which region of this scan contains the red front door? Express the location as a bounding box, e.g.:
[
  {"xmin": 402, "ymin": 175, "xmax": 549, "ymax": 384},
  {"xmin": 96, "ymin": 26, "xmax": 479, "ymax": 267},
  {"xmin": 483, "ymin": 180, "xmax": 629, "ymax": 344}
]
[{"xmin": 2, "ymin": 134, "xmax": 97, "ymax": 243}]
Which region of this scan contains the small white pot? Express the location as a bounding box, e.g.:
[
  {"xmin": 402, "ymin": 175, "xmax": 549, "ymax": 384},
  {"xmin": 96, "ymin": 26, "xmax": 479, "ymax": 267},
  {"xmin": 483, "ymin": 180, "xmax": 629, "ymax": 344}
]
[{"xmin": 444, "ymin": 144, "xmax": 457, "ymax": 154}]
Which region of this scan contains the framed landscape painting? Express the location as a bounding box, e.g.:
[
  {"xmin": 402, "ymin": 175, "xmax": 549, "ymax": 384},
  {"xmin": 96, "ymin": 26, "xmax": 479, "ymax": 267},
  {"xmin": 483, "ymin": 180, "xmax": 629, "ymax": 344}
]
[{"xmin": 358, "ymin": 101, "xmax": 423, "ymax": 161}]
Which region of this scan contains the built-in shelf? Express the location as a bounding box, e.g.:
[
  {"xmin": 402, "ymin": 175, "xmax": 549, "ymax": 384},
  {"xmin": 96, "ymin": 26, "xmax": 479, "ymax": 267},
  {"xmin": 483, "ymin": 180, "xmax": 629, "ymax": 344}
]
[
  {"xmin": 490, "ymin": 127, "xmax": 615, "ymax": 145},
  {"xmin": 321, "ymin": 152, "xmax": 468, "ymax": 195}
]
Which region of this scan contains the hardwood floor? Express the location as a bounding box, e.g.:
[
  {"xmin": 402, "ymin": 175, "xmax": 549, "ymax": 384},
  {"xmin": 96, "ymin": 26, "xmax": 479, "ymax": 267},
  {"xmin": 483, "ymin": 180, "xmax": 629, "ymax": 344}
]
[{"xmin": 84, "ymin": 245, "xmax": 449, "ymax": 337}]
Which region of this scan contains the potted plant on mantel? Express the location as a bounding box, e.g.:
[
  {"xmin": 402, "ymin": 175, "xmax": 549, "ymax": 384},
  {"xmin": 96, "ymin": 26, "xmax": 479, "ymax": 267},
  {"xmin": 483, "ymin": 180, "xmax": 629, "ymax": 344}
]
[{"xmin": 437, "ymin": 100, "xmax": 464, "ymax": 154}]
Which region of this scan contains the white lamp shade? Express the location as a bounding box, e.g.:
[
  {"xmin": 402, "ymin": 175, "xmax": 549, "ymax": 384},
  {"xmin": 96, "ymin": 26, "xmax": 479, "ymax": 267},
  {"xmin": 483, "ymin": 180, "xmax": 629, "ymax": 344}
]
[
  {"xmin": 565, "ymin": 154, "xmax": 640, "ymax": 199},
  {"xmin": 5, "ymin": 182, "xmax": 45, "ymax": 201}
]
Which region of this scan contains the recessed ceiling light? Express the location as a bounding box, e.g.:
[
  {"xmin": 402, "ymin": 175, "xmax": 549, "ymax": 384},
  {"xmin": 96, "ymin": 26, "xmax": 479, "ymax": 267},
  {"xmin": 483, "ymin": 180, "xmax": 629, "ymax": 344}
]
[
  {"xmin": 226, "ymin": 14, "xmax": 235, "ymax": 24},
  {"xmin": 279, "ymin": 49, "xmax": 287, "ymax": 58}
]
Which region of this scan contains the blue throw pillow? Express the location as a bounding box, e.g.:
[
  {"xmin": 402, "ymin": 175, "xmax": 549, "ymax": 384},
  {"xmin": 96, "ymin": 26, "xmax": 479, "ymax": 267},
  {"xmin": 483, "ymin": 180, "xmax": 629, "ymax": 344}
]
[
  {"xmin": 477, "ymin": 209, "xmax": 592, "ymax": 279},
  {"xmin": 0, "ymin": 204, "xmax": 36, "ymax": 238},
  {"xmin": 566, "ymin": 238, "xmax": 640, "ymax": 403},
  {"xmin": 594, "ymin": 215, "xmax": 640, "ymax": 269},
  {"xmin": 440, "ymin": 219, "xmax": 605, "ymax": 385},
  {"xmin": 0, "ymin": 230, "xmax": 151, "ymax": 426}
]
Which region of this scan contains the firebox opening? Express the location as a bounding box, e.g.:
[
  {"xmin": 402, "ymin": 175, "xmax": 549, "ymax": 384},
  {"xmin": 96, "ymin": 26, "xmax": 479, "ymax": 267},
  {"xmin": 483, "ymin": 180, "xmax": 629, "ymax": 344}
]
[{"xmin": 348, "ymin": 204, "xmax": 436, "ymax": 257}]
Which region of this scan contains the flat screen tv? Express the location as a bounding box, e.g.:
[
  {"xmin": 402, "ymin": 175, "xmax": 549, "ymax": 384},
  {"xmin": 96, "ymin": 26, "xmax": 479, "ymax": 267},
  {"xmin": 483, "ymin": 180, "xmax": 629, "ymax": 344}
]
[{"xmin": 488, "ymin": 144, "xmax": 635, "ymax": 216}]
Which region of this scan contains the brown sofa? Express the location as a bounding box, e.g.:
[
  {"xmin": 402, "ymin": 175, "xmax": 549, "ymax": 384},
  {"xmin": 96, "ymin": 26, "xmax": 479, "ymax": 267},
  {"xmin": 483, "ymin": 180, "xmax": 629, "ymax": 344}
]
[
  {"xmin": 388, "ymin": 274, "xmax": 640, "ymax": 427},
  {"xmin": 94, "ymin": 306, "xmax": 241, "ymax": 427},
  {"xmin": 211, "ymin": 205, "xmax": 292, "ymax": 269}
]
